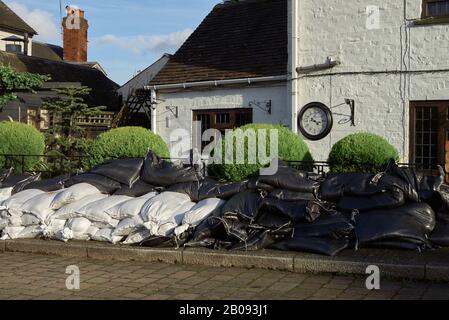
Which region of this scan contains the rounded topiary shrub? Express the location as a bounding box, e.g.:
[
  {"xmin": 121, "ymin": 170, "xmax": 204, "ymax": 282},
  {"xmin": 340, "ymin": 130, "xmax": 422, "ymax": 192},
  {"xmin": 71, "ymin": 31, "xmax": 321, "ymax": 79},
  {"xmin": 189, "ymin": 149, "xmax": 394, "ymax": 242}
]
[
  {"xmin": 329, "ymin": 133, "xmax": 399, "ymax": 173},
  {"xmin": 87, "ymin": 127, "xmax": 170, "ymax": 167},
  {"xmin": 0, "ymin": 121, "xmax": 45, "ymax": 172},
  {"xmin": 208, "ymin": 124, "xmax": 313, "ymax": 182}
]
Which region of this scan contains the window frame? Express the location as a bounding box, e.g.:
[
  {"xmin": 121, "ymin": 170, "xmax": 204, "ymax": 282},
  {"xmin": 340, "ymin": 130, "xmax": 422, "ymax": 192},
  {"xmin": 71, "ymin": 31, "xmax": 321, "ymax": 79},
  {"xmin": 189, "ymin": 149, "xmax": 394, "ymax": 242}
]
[{"xmin": 422, "ymin": 0, "xmax": 449, "ymax": 19}]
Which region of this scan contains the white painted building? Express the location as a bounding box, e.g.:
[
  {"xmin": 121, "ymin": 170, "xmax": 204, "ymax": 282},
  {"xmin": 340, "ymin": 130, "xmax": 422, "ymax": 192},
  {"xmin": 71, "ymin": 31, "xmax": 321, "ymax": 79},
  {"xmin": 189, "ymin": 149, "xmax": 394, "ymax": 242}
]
[
  {"xmin": 290, "ymin": 0, "xmax": 449, "ymax": 170},
  {"xmin": 122, "ymin": 0, "xmax": 449, "ymax": 171}
]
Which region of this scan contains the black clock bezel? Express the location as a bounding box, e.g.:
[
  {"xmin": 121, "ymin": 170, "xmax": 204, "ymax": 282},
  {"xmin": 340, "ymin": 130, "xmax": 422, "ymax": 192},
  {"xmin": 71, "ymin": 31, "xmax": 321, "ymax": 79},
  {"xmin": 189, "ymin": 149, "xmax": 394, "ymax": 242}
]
[{"xmin": 298, "ymin": 102, "xmax": 333, "ymax": 141}]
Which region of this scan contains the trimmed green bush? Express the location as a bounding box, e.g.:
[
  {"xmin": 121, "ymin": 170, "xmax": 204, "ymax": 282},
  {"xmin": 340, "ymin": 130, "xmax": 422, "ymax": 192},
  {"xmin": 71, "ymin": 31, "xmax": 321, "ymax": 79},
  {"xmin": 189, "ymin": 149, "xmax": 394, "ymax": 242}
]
[
  {"xmin": 208, "ymin": 124, "xmax": 313, "ymax": 182},
  {"xmin": 87, "ymin": 127, "xmax": 170, "ymax": 167},
  {"xmin": 0, "ymin": 121, "xmax": 45, "ymax": 172},
  {"xmin": 329, "ymin": 133, "xmax": 399, "ymax": 173}
]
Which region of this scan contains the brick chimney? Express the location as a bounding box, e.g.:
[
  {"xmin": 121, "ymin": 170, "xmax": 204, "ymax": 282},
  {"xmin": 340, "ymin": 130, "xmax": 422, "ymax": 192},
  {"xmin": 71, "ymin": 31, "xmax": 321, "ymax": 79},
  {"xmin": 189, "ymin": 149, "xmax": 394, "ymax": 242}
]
[{"xmin": 62, "ymin": 5, "xmax": 88, "ymax": 62}]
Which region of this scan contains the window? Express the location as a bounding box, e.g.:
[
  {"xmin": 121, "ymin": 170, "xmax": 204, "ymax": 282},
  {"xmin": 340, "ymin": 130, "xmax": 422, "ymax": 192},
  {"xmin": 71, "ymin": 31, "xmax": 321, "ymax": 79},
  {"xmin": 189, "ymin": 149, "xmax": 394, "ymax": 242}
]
[
  {"xmin": 5, "ymin": 44, "xmax": 22, "ymax": 53},
  {"xmin": 423, "ymin": 0, "xmax": 449, "ymax": 18},
  {"xmin": 410, "ymin": 101, "xmax": 449, "ymax": 174}
]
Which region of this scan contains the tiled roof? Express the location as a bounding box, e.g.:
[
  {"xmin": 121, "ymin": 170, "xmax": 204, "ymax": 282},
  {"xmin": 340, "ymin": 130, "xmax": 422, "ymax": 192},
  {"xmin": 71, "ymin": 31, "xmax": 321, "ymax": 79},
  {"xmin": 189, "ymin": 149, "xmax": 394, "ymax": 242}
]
[
  {"xmin": 150, "ymin": 0, "xmax": 287, "ymax": 86},
  {"xmin": 0, "ymin": 51, "xmax": 120, "ymax": 110},
  {"xmin": 32, "ymin": 42, "xmax": 63, "ymax": 61},
  {"xmin": 0, "ymin": 0, "xmax": 37, "ymax": 35}
]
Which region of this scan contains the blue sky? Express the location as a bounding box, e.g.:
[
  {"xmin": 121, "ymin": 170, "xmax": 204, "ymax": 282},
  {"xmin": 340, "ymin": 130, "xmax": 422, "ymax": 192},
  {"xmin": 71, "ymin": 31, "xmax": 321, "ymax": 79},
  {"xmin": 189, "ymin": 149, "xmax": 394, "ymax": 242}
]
[{"xmin": 5, "ymin": 0, "xmax": 216, "ymax": 85}]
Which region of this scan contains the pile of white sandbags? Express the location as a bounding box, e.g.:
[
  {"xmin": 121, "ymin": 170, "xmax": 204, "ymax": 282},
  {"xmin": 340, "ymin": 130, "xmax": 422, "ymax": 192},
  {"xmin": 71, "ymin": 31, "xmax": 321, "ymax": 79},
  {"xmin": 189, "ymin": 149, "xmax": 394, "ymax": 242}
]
[{"xmin": 0, "ymin": 183, "xmax": 224, "ymax": 245}]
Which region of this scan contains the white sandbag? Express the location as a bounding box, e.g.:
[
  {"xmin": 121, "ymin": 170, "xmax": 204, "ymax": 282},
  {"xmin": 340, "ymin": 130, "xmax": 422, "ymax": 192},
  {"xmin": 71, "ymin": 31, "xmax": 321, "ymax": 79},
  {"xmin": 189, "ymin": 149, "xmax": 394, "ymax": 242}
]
[
  {"xmin": 140, "ymin": 192, "xmax": 193, "ymax": 222},
  {"xmin": 113, "ymin": 216, "xmax": 144, "ymax": 237},
  {"xmin": 21, "ymin": 214, "xmax": 41, "ymax": 226},
  {"xmin": 1, "ymin": 226, "xmax": 25, "ymax": 240},
  {"xmin": 21, "ymin": 191, "xmax": 63, "ymax": 224},
  {"xmin": 77, "ymin": 196, "xmax": 132, "ymax": 224},
  {"xmin": 43, "ymin": 219, "xmax": 67, "ymax": 239},
  {"xmin": 50, "ymin": 183, "xmax": 102, "ymax": 210},
  {"xmin": 122, "ymin": 228, "xmax": 151, "ymax": 245},
  {"xmin": 50, "ymin": 194, "xmax": 109, "ymax": 221},
  {"xmin": 0, "ymin": 219, "xmax": 8, "ymax": 231},
  {"xmin": 86, "ymin": 225, "xmax": 100, "ymax": 239},
  {"xmin": 140, "ymin": 192, "xmax": 195, "ymax": 237},
  {"xmin": 0, "ymin": 210, "xmax": 8, "ymax": 219},
  {"xmin": 91, "ymin": 228, "xmax": 122, "ymax": 244},
  {"xmin": 66, "ymin": 217, "xmax": 92, "ymax": 234},
  {"xmin": 107, "ymin": 192, "xmax": 158, "ymax": 220},
  {"xmin": 8, "ymin": 215, "xmax": 23, "ymax": 227},
  {"xmin": 174, "ymin": 198, "xmax": 226, "ymax": 236},
  {"xmin": 1, "ymin": 189, "xmax": 44, "ymax": 211},
  {"xmin": 53, "ymin": 228, "xmax": 73, "ymax": 242},
  {"xmin": 0, "ymin": 187, "xmax": 13, "ymax": 202},
  {"xmin": 17, "ymin": 225, "xmax": 44, "ymax": 239}
]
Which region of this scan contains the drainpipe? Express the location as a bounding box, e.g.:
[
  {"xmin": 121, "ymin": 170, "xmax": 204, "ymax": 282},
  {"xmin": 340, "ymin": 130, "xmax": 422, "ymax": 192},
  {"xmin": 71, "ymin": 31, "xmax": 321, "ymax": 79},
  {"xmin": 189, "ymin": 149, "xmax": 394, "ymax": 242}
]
[
  {"xmin": 150, "ymin": 89, "xmax": 157, "ymax": 134},
  {"xmin": 289, "ymin": 0, "xmax": 300, "ymax": 132}
]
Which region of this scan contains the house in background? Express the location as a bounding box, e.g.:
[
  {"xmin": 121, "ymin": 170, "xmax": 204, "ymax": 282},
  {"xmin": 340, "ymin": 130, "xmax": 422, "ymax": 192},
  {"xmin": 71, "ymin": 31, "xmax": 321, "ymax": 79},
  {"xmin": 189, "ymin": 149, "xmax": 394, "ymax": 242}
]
[
  {"xmin": 0, "ymin": 2, "xmax": 119, "ymax": 136},
  {"xmin": 146, "ymin": 0, "xmax": 289, "ymax": 151}
]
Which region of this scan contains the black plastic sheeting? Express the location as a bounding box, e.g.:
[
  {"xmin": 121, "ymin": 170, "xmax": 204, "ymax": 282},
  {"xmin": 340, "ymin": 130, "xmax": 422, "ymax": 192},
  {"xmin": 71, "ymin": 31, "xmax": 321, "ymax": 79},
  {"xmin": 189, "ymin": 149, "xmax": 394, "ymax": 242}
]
[{"xmin": 3, "ymin": 152, "xmax": 449, "ymax": 256}]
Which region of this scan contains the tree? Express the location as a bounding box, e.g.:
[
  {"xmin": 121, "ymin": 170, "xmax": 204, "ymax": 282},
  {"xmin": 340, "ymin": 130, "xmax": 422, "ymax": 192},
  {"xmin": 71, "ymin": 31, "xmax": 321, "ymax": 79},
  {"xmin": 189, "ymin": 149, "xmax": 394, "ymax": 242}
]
[
  {"xmin": 42, "ymin": 86, "xmax": 105, "ymax": 158},
  {"xmin": 0, "ymin": 65, "xmax": 49, "ymax": 110}
]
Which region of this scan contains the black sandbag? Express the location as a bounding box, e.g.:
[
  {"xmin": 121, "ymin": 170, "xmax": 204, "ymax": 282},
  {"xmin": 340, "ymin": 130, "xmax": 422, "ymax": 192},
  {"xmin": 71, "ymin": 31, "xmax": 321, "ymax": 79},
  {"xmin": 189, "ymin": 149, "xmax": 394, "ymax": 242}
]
[
  {"xmin": 220, "ymin": 216, "xmax": 251, "ymax": 242},
  {"xmin": 221, "ymin": 191, "xmax": 263, "ymax": 222},
  {"xmin": 231, "ymin": 230, "xmax": 276, "ymax": 251},
  {"xmin": 270, "ymin": 236, "xmax": 350, "ymax": 256},
  {"xmin": 319, "ymin": 173, "xmax": 379, "ymax": 201},
  {"xmin": 259, "ymin": 198, "xmax": 318, "ymax": 223},
  {"xmin": 89, "ymin": 158, "xmax": 144, "ymax": 186},
  {"xmin": 430, "ymin": 218, "xmax": 449, "ymax": 247},
  {"xmin": 191, "ymin": 212, "xmax": 227, "ymax": 242},
  {"xmin": 140, "ymin": 152, "xmax": 199, "ymax": 187},
  {"xmin": 252, "ymin": 208, "xmax": 293, "ymax": 230},
  {"xmin": 269, "ymin": 189, "xmax": 315, "ymax": 202},
  {"xmin": 255, "ymin": 164, "xmax": 318, "ymax": 193},
  {"xmin": 140, "ymin": 236, "xmax": 177, "ymax": 248},
  {"xmin": 355, "ymin": 203, "xmax": 436, "ymax": 249},
  {"xmin": 11, "ymin": 174, "xmax": 41, "ymax": 195},
  {"xmin": 381, "ymin": 161, "xmax": 420, "ymax": 202},
  {"xmin": 366, "ymin": 239, "xmax": 430, "ymax": 251},
  {"xmin": 337, "ymin": 187, "xmax": 405, "ymax": 212},
  {"xmin": 203, "ymin": 181, "xmax": 249, "ymax": 201},
  {"xmin": 65, "ymin": 173, "xmax": 121, "ymax": 194},
  {"xmin": 294, "ymin": 213, "xmax": 355, "ymax": 240},
  {"xmin": 22, "ymin": 174, "xmax": 72, "ymax": 192},
  {"xmin": 184, "ymin": 238, "xmax": 235, "ymax": 250},
  {"xmin": 2, "ymin": 173, "xmax": 33, "ymax": 188},
  {"xmin": 113, "ymin": 179, "xmax": 158, "ymax": 197}
]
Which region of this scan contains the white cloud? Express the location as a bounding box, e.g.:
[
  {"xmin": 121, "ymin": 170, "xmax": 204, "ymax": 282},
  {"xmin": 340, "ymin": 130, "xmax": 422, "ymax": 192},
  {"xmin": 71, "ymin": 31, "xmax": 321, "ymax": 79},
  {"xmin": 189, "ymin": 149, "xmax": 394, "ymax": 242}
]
[
  {"xmin": 5, "ymin": 1, "xmax": 59, "ymax": 42},
  {"xmin": 92, "ymin": 29, "xmax": 193, "ymax": 56}
]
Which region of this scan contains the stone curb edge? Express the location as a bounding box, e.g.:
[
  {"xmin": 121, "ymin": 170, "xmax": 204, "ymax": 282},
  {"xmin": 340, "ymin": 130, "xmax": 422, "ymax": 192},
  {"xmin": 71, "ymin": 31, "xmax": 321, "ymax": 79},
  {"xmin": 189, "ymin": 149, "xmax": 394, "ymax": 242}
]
[{"xmin": 1, "ymin": 240, "xmax": 447, "ymax": 282}]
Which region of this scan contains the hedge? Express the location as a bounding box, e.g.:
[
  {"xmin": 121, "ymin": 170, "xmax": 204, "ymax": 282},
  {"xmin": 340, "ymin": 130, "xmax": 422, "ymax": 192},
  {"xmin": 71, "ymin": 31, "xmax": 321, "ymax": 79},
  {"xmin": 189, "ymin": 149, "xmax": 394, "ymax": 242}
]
[
  {"xmin": 0, "ymin": 121, "xmax": 45, "ymax": 172},
  {"xmin": 87, "ymin": 127, "xmax": 170, "ymax": 167},
  {"xmin": 329, "ymin": 133, "xmax": 399, "ymax": 173},
  {"xmin": 208, "ymin": 124, "xmax": 313, "ymax": 182}
]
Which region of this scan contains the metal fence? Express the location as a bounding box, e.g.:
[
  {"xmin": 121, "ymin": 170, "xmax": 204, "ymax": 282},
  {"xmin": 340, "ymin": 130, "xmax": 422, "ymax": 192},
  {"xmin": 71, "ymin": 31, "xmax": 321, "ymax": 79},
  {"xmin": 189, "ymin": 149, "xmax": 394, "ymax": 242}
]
[{"xmin": 0, "ymin": 153, "xmax": 443, "ymax": 179}]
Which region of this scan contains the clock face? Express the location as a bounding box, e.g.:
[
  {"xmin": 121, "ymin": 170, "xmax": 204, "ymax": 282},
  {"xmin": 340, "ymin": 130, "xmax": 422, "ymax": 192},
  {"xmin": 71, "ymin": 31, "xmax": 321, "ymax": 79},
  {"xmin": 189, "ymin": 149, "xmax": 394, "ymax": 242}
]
[{"xmin": 298, "ymin": 103, "xmax": 333, "ymax": 140}]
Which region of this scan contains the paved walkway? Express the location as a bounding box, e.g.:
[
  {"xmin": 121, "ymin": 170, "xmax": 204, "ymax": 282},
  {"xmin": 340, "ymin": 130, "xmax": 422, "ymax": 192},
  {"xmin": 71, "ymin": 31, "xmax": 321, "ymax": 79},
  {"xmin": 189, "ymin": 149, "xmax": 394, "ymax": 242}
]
[{"xmin": 0, "ymin": 252, "xmax": 448, "ymax": 300}]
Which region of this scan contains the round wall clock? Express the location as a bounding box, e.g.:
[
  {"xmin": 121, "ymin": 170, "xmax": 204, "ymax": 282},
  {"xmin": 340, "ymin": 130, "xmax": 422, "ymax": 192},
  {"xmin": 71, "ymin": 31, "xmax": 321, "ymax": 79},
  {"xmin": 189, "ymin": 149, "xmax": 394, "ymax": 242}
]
[{"xmin": 298, "ymin": 102, "xmax": 333, "ymax": 141}]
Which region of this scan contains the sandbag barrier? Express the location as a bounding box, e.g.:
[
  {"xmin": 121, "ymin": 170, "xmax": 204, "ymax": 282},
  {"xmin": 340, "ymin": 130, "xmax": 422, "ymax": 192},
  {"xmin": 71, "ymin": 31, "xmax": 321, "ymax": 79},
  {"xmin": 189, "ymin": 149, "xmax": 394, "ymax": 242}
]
[{"xmin": 0, "ymin": 154, "xmax": 448, "ymax": 257}]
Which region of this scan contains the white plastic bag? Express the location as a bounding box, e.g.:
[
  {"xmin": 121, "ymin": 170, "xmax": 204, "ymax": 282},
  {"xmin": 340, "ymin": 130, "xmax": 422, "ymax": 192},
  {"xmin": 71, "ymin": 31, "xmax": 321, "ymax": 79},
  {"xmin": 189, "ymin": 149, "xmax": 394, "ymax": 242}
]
[
  {"xmin": 77, "ymin": 196, "xmax": 131, "ymax": 224},
  {"xmin": 140, "ymin": 192, "xmax": 195, "ymax": 237},
  {"xmin": 107, "ymin": 192, "xmax": 158, "ymax": 220},
  {"xmin": 174, "ymin": 198, "xmax": 225, "ymax": 236},
  {"xmin": 50, "ymin": 194, "xmax": 108, "ymax": 221},
  {"xmin": 50, "ymin": 183, "xmax": 102, "ymax": 210},
  {"xmin": 123, "ymin": 228, "xmax": 151, "ymax": 245},
  {"xmin": 113, "ymin": 216, "xmax": 144, "ymax": 237}
]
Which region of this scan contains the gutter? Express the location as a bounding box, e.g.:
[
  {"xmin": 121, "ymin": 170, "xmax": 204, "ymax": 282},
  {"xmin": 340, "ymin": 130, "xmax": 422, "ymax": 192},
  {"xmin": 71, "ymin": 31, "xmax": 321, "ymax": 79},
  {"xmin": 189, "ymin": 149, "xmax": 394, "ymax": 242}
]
[{"xmin": 145, "ymin": 75, "xmax": 288, "ymax": 91}]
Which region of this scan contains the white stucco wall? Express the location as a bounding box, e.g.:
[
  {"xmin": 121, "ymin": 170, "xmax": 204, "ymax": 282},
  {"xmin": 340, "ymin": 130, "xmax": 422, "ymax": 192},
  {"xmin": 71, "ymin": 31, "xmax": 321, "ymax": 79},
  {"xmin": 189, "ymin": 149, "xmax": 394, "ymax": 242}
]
[
  {"xmin": 293, "ymin": 0, "xmax": 449, "ymax": 162},
  {"xmin": 155, "ymin": 83, "xmax": 288, "ymax": 150},
  {"xmin": 0, "ymin": 30, "xmax": 32, "ymax": 55}
]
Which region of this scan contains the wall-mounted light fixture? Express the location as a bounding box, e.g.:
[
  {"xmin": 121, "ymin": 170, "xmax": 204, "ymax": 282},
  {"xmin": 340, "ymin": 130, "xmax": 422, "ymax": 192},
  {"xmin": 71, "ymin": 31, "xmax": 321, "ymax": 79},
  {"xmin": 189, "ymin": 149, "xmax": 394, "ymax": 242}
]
[{"xmin": 249, "ymin": 100, "xmax": 272, "ymax": 114}]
